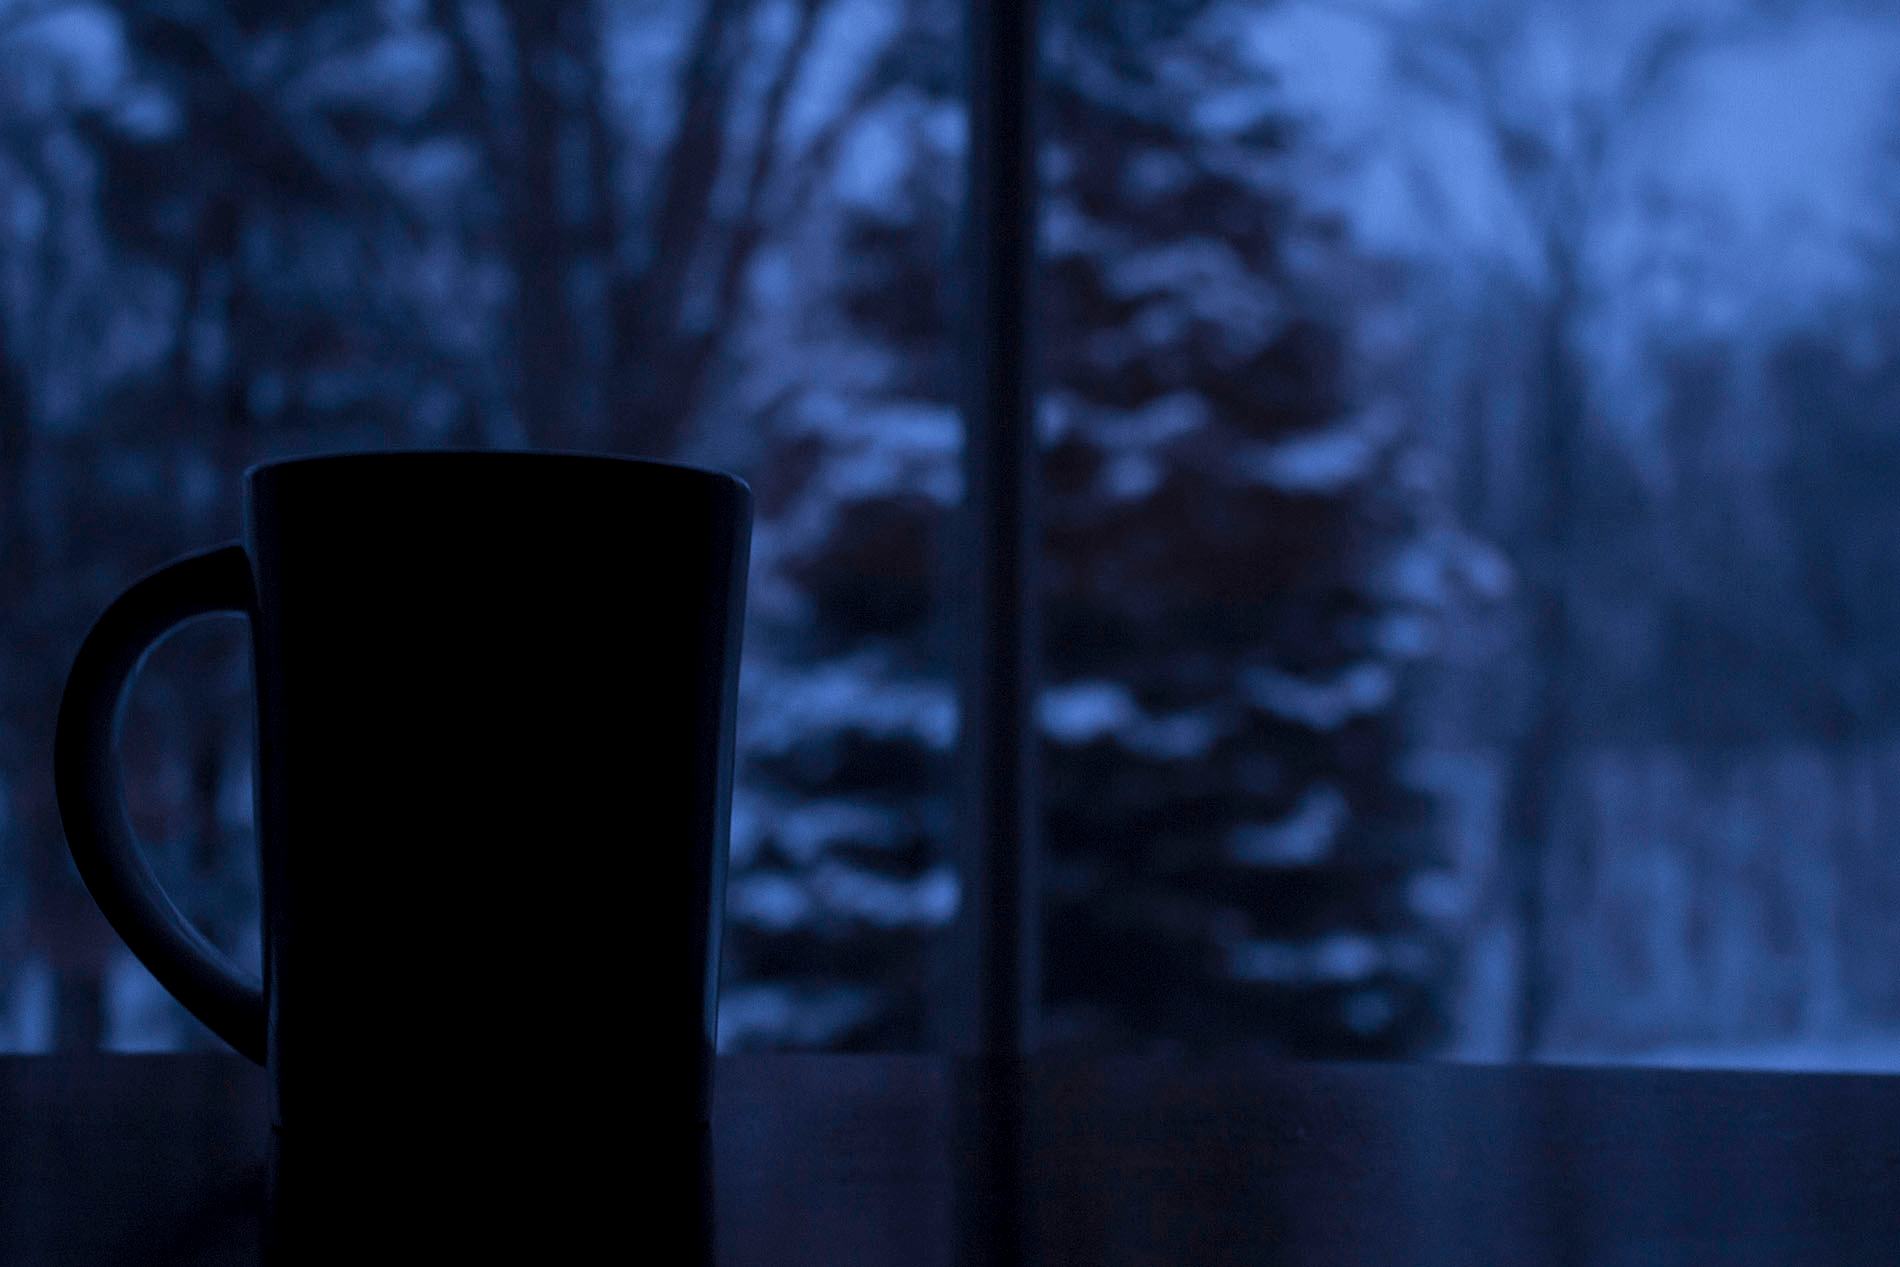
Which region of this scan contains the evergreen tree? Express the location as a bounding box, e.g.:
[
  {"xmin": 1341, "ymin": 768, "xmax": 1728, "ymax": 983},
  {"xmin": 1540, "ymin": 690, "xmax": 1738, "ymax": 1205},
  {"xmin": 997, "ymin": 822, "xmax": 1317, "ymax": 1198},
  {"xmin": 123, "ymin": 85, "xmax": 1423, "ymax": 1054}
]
[
  {"xmin": 1032, "ymin": 18, "xmax": 1458, "ymax": 1055},
  {"xmin": 715, "ymin": 6, "xmax": 967, "ymax": 1048},
  {"xmin": 719, "ymin": 0, "xmax": 1474, "ymax": 1054}
]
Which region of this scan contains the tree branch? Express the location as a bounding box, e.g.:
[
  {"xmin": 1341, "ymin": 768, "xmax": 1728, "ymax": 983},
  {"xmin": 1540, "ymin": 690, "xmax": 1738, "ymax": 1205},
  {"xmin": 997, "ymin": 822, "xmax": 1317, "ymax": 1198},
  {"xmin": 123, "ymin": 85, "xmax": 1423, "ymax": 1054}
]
[
  {"xmin": 633, "ymin": 0, "xmax": 747, "ymax": 341},
  {"xmin": 706, "ymin": 0, "xmax": 825, "ymax": 376}
]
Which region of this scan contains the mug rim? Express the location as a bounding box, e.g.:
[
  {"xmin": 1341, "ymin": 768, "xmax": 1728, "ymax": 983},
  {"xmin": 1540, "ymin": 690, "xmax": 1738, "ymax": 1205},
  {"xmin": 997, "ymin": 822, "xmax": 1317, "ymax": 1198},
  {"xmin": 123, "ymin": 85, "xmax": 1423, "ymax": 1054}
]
[{"xmin": 242, "ymin": 447, "xmax": 750, "ymax": 495}]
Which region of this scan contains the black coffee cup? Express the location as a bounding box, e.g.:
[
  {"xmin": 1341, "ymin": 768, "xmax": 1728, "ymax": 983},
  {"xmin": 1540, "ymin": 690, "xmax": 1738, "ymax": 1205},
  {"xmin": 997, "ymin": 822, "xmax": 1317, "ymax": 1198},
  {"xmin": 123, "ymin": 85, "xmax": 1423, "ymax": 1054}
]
[{"xmin": 54, "ymin": 450, "xmax": 750, "ymax": 1258}]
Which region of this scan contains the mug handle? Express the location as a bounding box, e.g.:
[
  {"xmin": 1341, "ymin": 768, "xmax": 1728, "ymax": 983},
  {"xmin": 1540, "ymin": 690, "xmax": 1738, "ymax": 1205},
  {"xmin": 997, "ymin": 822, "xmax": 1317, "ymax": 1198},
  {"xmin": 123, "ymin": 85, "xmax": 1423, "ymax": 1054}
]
[{"xmin": 53, "ymin": 543, "xmax": 267, "ymax": 1064}]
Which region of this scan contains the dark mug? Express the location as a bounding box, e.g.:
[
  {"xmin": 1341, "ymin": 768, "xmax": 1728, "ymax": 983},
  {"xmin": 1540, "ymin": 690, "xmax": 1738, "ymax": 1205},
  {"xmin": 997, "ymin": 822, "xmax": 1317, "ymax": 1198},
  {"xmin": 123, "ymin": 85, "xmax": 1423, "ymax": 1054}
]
[{"xmin": 54, "ymin": 450, "xmax": 750, "ymax": 1259}]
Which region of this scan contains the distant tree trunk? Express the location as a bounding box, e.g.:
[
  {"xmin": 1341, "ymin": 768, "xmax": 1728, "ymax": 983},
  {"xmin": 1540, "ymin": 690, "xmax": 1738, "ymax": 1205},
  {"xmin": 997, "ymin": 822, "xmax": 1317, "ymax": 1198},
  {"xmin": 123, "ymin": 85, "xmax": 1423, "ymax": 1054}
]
[
  {"xmin": 0, "ymin": 349, "xmax": 42, "ymax": 985},
  {"xmin": 602, "ymin": 0, "xmax": 821, "ymax": 461},
  {"xmin": 0, "ymin": 273, "xmax": 111, "ymax": 1048},
  {"xmin": 1505, "ymin": 239, "xmax": 1583, "ymax": 1061},
  {"xmin": 600, "ymin": 0, "xmax": 742, "ymax": 460},
  {"xmin": 185, "ymin": 713, "xmax": 229, "ymax": 1050},
  {"xmin": 448, "ymin": 0, "xmax": 826, "ymax": 459},
  {"xmin": 52, "ymin": 972, "xmax": 103, "ymax": 1052},
  {"xmin": 497, "ymin": 0, "xmax": 601, "ymax": 450},
  {"xmin": 21, "ymin": 437, "xmax": 114, "ymax": 1051}
]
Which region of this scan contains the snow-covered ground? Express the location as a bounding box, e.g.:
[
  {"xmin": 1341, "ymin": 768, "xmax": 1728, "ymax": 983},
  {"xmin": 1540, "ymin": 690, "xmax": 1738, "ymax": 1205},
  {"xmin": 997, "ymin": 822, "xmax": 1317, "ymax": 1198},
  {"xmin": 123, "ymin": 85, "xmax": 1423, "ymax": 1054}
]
[{"xmin": 1487, "ymin": 1035, "xmax": 1900, "ymax": 1074}]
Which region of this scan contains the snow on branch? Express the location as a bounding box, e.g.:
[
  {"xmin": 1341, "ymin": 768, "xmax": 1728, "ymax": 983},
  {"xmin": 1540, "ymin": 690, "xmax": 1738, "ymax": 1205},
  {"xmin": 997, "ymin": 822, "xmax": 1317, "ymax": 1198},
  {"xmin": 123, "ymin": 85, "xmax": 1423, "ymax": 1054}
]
[
  {"xmin": 1230, "ymin": 396, "xmax": 1404, "ymax": 493},
  {"xmin": 1239, "ymin": 660, "xmax": 1396, "ymax": 730}
]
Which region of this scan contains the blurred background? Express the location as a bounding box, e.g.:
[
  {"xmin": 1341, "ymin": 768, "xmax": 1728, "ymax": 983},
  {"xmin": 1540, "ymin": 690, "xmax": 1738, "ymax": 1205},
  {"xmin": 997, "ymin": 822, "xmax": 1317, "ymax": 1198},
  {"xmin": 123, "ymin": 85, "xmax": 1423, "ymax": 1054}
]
[{"xmin": 3, "ymin": 0, "xmax": 1900, "ymax": 1071}]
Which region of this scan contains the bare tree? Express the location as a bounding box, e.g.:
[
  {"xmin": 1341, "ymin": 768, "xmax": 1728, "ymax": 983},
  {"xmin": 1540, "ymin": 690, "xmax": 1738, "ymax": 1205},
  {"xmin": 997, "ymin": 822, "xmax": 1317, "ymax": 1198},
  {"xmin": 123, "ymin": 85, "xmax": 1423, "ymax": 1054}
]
[
  {"xmin": 1303, "ymin": 0, "xmax": 1754, "ymax": 1057},
  {"xmin": 445, "ymin": 0, "xmax": 878, "ymax": 459}
]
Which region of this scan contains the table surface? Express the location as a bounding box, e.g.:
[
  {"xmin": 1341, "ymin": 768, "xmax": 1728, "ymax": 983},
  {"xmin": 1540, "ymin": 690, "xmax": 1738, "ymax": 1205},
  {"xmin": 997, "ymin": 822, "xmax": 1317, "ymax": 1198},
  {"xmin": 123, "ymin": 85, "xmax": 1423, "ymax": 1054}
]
[{"xmin": 4, "ymin": 1050, "xmax": 1900, "ymax": 1266}]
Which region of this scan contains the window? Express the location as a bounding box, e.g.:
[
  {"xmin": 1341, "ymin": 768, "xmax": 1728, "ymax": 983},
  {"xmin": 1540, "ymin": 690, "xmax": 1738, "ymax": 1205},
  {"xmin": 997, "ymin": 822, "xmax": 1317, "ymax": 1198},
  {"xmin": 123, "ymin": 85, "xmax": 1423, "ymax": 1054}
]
[{"xmin": 3, "ymin": 0, "xmax": 1898, "ymax": 1073}]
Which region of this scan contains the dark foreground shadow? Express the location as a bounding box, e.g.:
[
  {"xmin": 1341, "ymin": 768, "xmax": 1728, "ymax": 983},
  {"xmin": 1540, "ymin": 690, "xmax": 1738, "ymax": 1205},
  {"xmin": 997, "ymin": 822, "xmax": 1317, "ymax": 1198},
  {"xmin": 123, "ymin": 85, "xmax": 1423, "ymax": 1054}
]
[
  {"xmin": 18, "ymin": 1053, "xmax": 1900, "ymax": 1266},
  {"xmin": 262, "ymin": 1121, "xmax": 714, "ymax": 1265}
]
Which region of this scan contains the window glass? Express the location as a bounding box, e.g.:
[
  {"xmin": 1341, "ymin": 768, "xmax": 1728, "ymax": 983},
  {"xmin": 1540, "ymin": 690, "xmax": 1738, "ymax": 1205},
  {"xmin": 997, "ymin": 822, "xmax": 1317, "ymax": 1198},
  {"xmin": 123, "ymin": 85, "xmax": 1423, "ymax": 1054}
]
[
  {"xmin": 3, "ymin": 0, "xmax": 1898, "ymax": 1073},
  {"xmin": 1231, "ymin": 0, "xmax": 1900, "ymax": 1069}
]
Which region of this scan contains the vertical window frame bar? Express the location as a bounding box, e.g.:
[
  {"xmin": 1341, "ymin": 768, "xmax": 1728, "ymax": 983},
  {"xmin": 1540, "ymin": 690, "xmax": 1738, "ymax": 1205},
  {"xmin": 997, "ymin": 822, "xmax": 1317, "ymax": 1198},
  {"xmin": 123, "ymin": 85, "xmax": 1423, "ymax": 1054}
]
[{"xmin": 947, "ymin": 0, "xmax": 1042, "ymax": 1060}]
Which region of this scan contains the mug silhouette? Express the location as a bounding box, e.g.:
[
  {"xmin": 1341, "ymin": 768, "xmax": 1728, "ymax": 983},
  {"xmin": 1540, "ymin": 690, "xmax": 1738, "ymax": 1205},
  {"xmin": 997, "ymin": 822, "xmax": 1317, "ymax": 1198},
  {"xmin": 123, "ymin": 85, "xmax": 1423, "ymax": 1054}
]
[{"xmin": 54, "ymin": 450, "xmax": 750, "ymax": 1261}]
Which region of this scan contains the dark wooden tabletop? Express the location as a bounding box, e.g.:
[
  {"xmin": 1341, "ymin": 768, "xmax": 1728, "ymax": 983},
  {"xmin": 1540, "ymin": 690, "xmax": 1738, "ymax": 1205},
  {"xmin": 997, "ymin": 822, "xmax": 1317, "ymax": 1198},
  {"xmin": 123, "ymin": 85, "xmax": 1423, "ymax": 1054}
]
[{"xmin": 4, "ymin": 1051, "xmax": 1899, "ymax": 1265}]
